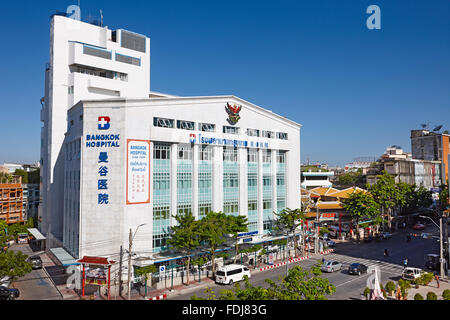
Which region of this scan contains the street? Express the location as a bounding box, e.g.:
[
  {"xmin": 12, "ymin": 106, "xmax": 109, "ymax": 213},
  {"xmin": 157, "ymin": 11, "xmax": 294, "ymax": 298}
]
[
  {"xmin": 169, "ymin": 224, "xmax": 442, "ymax": 300},
  {"xmin": 8, "ymin": 244, "xmax": 63, "ymax": 300}
]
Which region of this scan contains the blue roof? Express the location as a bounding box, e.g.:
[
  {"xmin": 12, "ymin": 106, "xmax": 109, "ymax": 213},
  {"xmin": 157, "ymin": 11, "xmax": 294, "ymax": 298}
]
[{"xmin": 49, "ymin": 247, "xmax": 80, "ymax": 266}]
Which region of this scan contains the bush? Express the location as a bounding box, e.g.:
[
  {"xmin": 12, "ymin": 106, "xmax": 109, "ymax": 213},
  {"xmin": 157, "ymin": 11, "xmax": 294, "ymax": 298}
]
[
  {"xmin": 426, "ymin": 292, "xmax": 438, "ymax": 300},
  {"xmin": 442, "ymin": 289, "xmax": 450, "ymax": 301},
  {"xmin": 385, "ymin": 281, "xmax": 396, "ymax": 294},
  {"xmin": 414, "ymin": 293, "xmax": 424, "ymax": 300},
  {"xmin": 418, "ymin": 272, "xmax": 434, "ymax": 286},
  {"xmin": 363, "ymin": 287, "xmax": 371, "ymax": 298}
]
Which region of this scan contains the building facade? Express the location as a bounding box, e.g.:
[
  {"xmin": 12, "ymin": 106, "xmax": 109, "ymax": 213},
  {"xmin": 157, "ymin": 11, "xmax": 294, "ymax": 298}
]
[
  {"xmin": 40, "ymin": 15, "xmax": 151, "ymax": 242},
  {"xmin": 63, "ymin": 97, "xmax": 301, "ymax": 261},
  {"xmin": 411, "ymin": 130, "xmax": 450, "ymax": 184},
  {"xmin": 301, "ymin": 171, "xmax": 334, "ymax": 189},
  {"xmin": 0, "ymin": 176, "xmax": 24, "ymax": 224}
]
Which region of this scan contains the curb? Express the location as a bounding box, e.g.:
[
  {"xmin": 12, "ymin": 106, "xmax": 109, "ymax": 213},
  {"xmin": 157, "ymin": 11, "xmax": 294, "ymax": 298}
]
[
  {"xmin": 319, "ymin": 249, "xmax": 334, "ymax": 255},
  {"xmin": 259, "ymin": 256, "xmax": 310, "ymax": 271},
  {"xmin": 147, "ymin": 294, "xmax": 167, "ymax": 300}
]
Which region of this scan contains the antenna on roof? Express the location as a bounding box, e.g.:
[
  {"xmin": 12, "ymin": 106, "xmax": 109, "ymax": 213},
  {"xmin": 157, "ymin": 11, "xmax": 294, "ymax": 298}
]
[
  {"xmin": 420, "ymin": 123, "xmax": 428, "ymax": 129},
  {"xmin": 100, "ymin": 9, "xmax": 103, "ymax": 27},
  {"xmin": 433, "ymin": 125, "xmax": 443, "ymax": 132}
]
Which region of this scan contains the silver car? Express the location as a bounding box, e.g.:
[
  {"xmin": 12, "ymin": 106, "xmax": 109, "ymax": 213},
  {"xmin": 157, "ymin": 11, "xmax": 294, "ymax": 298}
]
[{"xmin": 321, "ymin": 260, "xmax": 342, "ymax": 273}]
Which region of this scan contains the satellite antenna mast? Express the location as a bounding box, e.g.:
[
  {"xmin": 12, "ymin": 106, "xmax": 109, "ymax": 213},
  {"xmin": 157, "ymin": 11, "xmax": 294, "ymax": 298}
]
[{"xmin": 100, "ymin": 9, "xmax": 103, "ymax": 27}]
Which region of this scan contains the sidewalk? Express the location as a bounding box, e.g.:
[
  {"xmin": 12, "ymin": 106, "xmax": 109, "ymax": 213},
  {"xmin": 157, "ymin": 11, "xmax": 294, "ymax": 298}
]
[
  {"xmin": 139, "ymin": 251, "xmax": 329, "ymax": 300},
  {"xmin": 406, "ymin": 278, "xmax": 450, "ymax": 300}
]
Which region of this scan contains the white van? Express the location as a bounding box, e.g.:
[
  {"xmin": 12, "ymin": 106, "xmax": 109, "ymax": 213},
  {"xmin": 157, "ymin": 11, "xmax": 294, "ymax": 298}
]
[{"xmin": 215, "ymin": 264, "xmax": 251, "ymax": 285}]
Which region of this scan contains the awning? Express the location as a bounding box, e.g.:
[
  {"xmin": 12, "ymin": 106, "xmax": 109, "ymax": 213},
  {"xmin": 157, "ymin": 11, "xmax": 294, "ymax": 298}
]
[
  {"xmin": 49, "ymin": 247, "xmax": 80, "ymax": 266},
  {"xmin": 27, "ymin": 228, "xmax": 46, "ymax": 241}
]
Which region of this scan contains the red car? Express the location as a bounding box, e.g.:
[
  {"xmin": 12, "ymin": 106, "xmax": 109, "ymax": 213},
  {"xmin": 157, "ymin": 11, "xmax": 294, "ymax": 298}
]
[{"xmin": 412, "ymin": 223, "xmax": 425, "ymax": 230}]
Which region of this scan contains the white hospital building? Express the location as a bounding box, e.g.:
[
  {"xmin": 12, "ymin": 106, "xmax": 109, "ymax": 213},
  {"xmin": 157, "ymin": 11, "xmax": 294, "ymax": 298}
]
[{"xmin": 40, "ymin": 14, "xmax": 301, "ymax": 271}]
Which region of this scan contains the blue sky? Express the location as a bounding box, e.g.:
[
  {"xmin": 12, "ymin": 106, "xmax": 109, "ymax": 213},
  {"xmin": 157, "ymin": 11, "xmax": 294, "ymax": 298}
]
[{"xmin": 0, "ymin": 0, "xmax": 449, "ymax": 166}]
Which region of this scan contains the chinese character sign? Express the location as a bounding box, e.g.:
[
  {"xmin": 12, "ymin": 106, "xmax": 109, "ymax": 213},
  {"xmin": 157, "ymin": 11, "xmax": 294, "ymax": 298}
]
[{"xmin": 127, "ymin": 140, "xmax": 150, "ymax": 205}]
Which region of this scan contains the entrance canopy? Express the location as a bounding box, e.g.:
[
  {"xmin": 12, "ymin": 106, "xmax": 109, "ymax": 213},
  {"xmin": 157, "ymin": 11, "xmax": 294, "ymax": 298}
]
[
  {"xmin": 49, "ymin": 247, "xmax": 80, "ymax": 266},
  {"xmin": 27, "ymin": 228, "xmax": 46, "ymax": 241}
]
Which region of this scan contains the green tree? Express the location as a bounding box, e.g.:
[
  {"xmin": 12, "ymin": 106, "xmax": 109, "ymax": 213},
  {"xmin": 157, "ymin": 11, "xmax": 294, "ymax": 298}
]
[
  {"xmin": 342, "ymin": 192, "xmax": 380, "ymax": 242},
  {"xmin": 0, "ymin": 221, "xmax": 8, "ymax": 249},
  {"xmin": 191, "ymin": 264, "xmax": 335, "ymax": 300},
  {"xmin": 265, "ymin": 264, "xmax": 335, "ymax": 300},
  {"xmin": 13, "ymin": 169, "xmax": 28, "ymax": 184},
  {"xmin": 167, "ymin": 211, "xmax": 201, "ymax": 285},
  {"xmin": 274, "ymin": 208, "xmax": 306, "ymax": 257},
  {"xmin": 223, "ymin": 214, "xmax": 248, "ymax": 264},
  {"xmin": 367, "ymin": 171, "xmax": 400, "ymax": 231},
  {"xmin": 7, "ymin": 223, "xmax": 29, "ymax": 239},
  {"xmin": 0, "ymin": 250, "xmax": 32, "ymax": 281},
  {"xmin": 439, "ymin": 184, "xmax": 449, "ymax": 210},
  {"xmin": 197, "ymin": 212, "xmax": 233, "ymax": 277},
  {"xmin": 28, "ymin": 168, "xmax": 40, "ymax": 184},
  {"xmin": 135, "ymin": 264, "xmax": 157, "ymax": 297}
]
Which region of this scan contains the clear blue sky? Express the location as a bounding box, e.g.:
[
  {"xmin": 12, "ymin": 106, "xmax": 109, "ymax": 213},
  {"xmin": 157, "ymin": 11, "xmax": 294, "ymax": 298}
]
[{"xmin": 0, "ymin": 0, "xmax": 449, "ymax": 167}]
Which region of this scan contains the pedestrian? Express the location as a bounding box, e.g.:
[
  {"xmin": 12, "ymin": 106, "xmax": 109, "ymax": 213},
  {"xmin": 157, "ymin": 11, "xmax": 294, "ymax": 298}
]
[
  {"xmin": 435, "ymin": 274, "xmax": 440, "ymax": 288},
  {"xmin": 396, "ymin": 287, "xmax": 402, "ymax": 300},
  {"xmin": 403, "ymin": 258, "xmax": 408, "ymax": 268},
  {"xmin": 403, "ymin": 222, "xmax": 406, "ymax": 229}
]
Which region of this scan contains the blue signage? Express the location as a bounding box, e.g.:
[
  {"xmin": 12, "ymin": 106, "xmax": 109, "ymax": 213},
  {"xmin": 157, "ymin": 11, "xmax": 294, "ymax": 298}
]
[
  {"xmin": 238, "ymin": 231, "xmax": 258, "ymax": 238},
  {"xmin": 190, "ymin": 134, "xmax": 268, "ymax": 149}
]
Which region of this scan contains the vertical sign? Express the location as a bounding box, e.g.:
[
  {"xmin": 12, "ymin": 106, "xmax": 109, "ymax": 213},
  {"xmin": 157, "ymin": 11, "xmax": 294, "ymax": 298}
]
[{"xmin": 126, "ymin": 139, "xmax": 151, "ymax": 205}]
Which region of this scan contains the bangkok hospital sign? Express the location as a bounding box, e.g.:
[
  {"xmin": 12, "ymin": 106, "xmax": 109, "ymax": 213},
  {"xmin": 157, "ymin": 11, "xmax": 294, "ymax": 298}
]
[{"xmin": 189, "ymin": 133, "xmax": 269, "ymax": 149}]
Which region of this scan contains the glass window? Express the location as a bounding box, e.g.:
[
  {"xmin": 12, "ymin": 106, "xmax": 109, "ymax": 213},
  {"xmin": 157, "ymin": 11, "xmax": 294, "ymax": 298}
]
[
  {"xmin": 277, "ymin": 132, "xmax": 288, "ymax": 140},
  {"xmin": 154, "ymin": 117, "xmax": 174, "ymax": 128},
  {"xmin": 247, "ymin": 128, "xmax": 260, "ymax": 137},
  {"xmin": 177, "ymin": 120, "xmax": 195, "ymax": 130},
  {"xmin": 223, "ymin": 126, "xmax": 239, "ymax": 134},
  {"xmin": 199, "ymin": 123, "xmax": 215, "ymax": 132},
  {"xmin": 262, "ymin": 130, "xmax": 274, "ymax": 139}
]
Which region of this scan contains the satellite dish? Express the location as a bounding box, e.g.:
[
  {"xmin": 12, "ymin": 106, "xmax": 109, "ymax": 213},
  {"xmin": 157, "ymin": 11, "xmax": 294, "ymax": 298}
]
[
  {"xmin": 421, "ymin": 123, "xmax": 428, "ymax": 129},
  {"xmin": 433, "ymin": 125, "xmax": 443, "ymax": 132}
]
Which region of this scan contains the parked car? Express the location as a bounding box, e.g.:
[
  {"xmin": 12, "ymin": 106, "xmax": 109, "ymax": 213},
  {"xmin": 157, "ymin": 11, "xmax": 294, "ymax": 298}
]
[
  {"xmin": 380, "ymin": 232, "xmax": 392, "ymax": 239},
  {"xmin": 215, "ymin": 264, "xmax": 251, "ymax": 285},
  {"xmin": 401, "ymin": 267, "xmax": 424, "ymax": 280},
  {"xmin": 0, "ymin": 276, "xmax": 11, "ymax": 288},
  {"xmin": 319, "ymin": 237, "xmax": 335, "ymax": 247},
  {"xmin": 27, "ymin": 255, "xmax": 43, "ymax": 269},
  {"xmin": 347, "ymin": 263, "xmax": 368, "ymax": 275},
  {"xmin": 321, "ymin": 260, "xmax": 342, "ymax": 273},
  {"xmin": 17, "ymin": 233, "xmax": 29, "ymax": 244},
  {"xmin": 0, "ymin": 286, "xmax": 19, "ymax": 300},
  {"xmin": 412, "ymin": 223, "xmax": 425, "ymax": 231}
]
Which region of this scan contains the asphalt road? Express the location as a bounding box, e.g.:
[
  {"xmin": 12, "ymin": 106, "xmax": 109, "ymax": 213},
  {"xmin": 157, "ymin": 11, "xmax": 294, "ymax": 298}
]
[
  {"xmin": 169, "ymin": 224, "xmax": 441, "ymax": 300},
  {"xmin": 8, "ymin": 244, "xmax": 63, "ymax": 300}
]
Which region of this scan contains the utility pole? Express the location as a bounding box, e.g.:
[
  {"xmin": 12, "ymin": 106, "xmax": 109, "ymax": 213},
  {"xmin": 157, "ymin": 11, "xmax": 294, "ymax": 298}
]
[
  {"xmin": 118, "ymin": 245, "xmax": 123, "ymax": 298},
  {"xmin": 440, "ymin": 217, "xmax": 445, "ymax": 280},
  {"xmin": 127, "ymin": 228, "xmax": 132, "ymax": 300},
  {"xmin": 315, "ymin": 202, "xmax": 319, "ymax": 254}
]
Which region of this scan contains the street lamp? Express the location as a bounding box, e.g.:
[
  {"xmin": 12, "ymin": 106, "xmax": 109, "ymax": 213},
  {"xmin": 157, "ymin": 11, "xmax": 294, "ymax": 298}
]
[
  {"xmin": 419, "ymin": 216, "xmax": 445, "ymax": 280},
  {"xmin": 127, "ymin": 223, "xmax": 147, "ymax": 300}
]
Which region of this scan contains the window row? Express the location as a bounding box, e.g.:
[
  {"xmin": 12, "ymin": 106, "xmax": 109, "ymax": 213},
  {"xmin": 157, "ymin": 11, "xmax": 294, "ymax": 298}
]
[
  {"xmin": 83, "ymin": 45, "xmax": 141, "ymax": 66},
  {"xmin": 153, "ymin": 117, "xmax": 288, "ymax": 139}
]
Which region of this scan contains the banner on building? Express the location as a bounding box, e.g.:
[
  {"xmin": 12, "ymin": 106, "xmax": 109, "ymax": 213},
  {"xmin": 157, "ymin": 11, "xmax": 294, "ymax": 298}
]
[{"xmin": 126, "ymin": 139, "xmax": 151, "ymax": 205}]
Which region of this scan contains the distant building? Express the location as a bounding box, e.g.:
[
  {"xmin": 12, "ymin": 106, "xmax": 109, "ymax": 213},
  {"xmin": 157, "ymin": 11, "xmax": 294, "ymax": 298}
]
[
  {"xmin": 301, "ymin": 171, "xmax": 334, "ymax": 189},
  {"xmin": 411, "ymin": 130, "xmax": 450, "ymax": 184},
  {"xmin": 22, "ymin": 184, "xmax": 40, "ymax": 223},
  {"xmin": 367, "ymin": 146, "xmax": 442, "ymax": 189},
  {"xmin": 0, "ymin": 176, "xmax": 25, "ymax": 224}
]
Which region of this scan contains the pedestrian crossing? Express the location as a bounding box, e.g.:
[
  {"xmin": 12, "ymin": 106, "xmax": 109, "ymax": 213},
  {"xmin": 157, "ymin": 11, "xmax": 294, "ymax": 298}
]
[{"xmin": 319, "ymin": 253, "xmax": 405, "ymax": 274}]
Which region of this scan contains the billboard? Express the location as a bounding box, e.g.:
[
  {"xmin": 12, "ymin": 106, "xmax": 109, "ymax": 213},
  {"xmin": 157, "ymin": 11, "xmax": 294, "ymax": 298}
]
[{"xmin": 126, "ymin": 139, "xmax": 151, "ymax": 205}]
